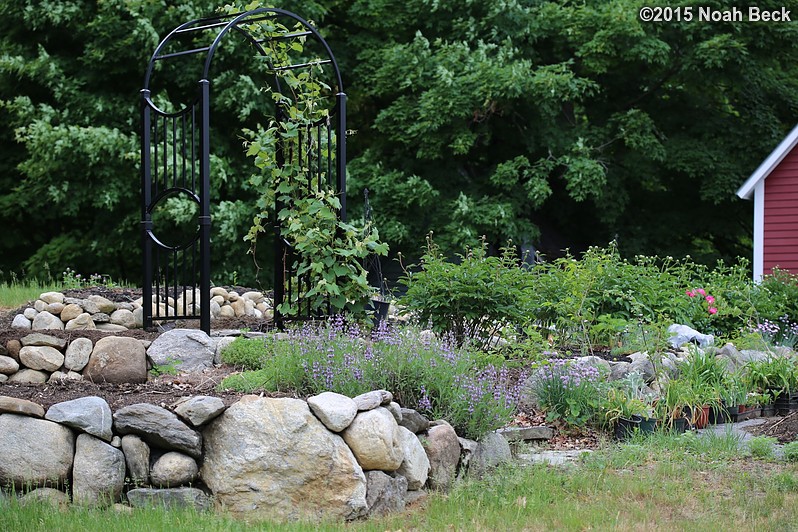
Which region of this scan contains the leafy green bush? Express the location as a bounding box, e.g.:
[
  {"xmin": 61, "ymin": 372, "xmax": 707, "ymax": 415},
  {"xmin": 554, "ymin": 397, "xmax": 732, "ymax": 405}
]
[
  {"xmin": 783, "ymin": 441, "xmax": 798, "ymax": 462},
  {"xmin": 219, "ymin": 319, "xmax": 523, "ymax": 439},
  {"xmin": 399, "ymin": 236, "xmax": 533, "ymax": 349},
  {"xmin": 748, "ymin": 436, "xmax": 778, "ymax": 460},
  {"xmin": 220, "ymin": 337, "xmax": 269, "ymax": 370}
]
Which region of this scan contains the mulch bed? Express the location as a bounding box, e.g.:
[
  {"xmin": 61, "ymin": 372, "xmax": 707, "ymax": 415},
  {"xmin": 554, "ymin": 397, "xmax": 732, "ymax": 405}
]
[{"xmin": 747, "ymin": 412, "xmax": 798, "ymax": 443}]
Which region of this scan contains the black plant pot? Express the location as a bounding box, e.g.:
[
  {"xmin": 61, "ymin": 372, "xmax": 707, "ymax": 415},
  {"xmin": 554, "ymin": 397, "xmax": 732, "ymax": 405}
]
[
  {"xmin": 614, "ymin": 416, "xmax": 643, "ymax": 440},
  {"xmin": 668, "ymin": 417, "xmax": 689, "ymax": 434},
  {"xmin": 762, "ymin": 404, "xmax": 776, "ymax": 418}
]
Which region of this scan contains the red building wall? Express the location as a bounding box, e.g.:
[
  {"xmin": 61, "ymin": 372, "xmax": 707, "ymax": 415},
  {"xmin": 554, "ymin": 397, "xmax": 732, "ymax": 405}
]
[{"xmin": 763, "ymin": 147, "xmax": 798, "ymax": 275}]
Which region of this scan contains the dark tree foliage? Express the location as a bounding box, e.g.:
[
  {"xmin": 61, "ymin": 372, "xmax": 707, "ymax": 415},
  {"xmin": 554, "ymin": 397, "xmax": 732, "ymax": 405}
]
[{"xmin": 2, "ymin": 0, "xmax": 798, "ymax": 285}]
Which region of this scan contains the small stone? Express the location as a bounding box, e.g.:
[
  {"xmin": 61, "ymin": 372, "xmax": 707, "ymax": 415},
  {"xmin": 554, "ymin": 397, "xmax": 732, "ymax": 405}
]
[
  {"xmin": 39, "ymin": 292, "xmax": 65, "ymax": 304},
  {"xmin": 7, "ymin": 368, "xmax": 48, "ymax": 383},
  {"xmin": 399, "ymin": 408, "xmax": 430, "ymax": 434},
  {"xmin": 96, "ymin": 323, "xmax": 128, "ymax": 332},
  {"xmin": 307, "ymin": 392, "xmax": 358, "ymax": 432},
  {"xmin": 210, "ymin": 287, "xmax": 229, "ymax": 300},
  {"xmin": 0, "ymin": 355, "xmax": 20, "ymax": 375},
  {"xmin": 110, "ymin": 309, "xmax": 137, "ymax": 328},
  {"xmin": 91, "ymin": 312, "xmax": 110, "ymax": 324},
  {"xmin": 60, "ymin": 304, "xmax": 84, "ymax": 321},
  {"xmin": 20, "ymin": 345, "xmax": 65, "ymax": 372},
  {"xmin": 121, "ymin": 435, "xmax": 150, "ymax": 485},
  {"xmin": 65, "ymin": 313, "xmax": 96, "ymax": 330},
  {"xmin": 86, "ymin": 295, "xmax": 116, "ymax": 314},
  {"xmin": 241, "ymin": 291, "xmax": 264, "ymax": 303},
  {"xmin": 126, "ymin": 487, "xmax": 211, "ymax": 512},
  {"xmin": 172, "ymin": 396, "xmax": 226, "ymax": 427},
  {"xmin": 218, "ymin": 305, "xmax": 235, "ymax": 318},
  {"xmin": 32, "ymin": 311, "xmax": 64, "ymax": 330},
  {"xmin": 33, "ymin": 299, "xmax": 47, "ymax": 312},
  {"xmin": 0, "ymin": 396, "xmax": 46, "ymax": 417},
  {"xmin": 386, "ymin": 402, "xmax": 403, "ymax": 423},
  {"xmin": 64, "ymin": 338, "xmax": 93, "ymax": 371},
  {"xmin": 23, "ymin": 307, "xmax": 38, "ymax": 320},
  {"xmin": 45, "ymin": 396, "xmax": 114, "ymax": 441},
  {"xmin": 149, "ymin": 452, "xmax": 199, "ymax": 488},
  {"xmin": 19, "ymin": 487, "xmax": 70, "ymax": 510},
  {"xmin": 6, "ymin": 340, "xmax": 21, "ymax": 362},
  {"xmin": 496, "ymin": 426, "xmax": 554, "ymax": 441},
  {"xmin": 353, "ymin": 390, "xmax": 393, "ymax": 411},
  {"xmin": 11, "ymin": 314, "xmax": 32, "ymax": 329},
  {"xmin": 46, "ymin": 302, "xmax": 65, "ymax": 315},
  {"xmin": 21, "ymin": 333, "xmax": 67, "ymax": 349}
]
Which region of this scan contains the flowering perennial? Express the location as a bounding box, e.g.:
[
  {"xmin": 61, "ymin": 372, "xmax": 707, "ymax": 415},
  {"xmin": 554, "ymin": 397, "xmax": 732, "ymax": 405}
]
[{"xmin": 532, "ymin": 358, "xmax": 605, "ymax": 426}]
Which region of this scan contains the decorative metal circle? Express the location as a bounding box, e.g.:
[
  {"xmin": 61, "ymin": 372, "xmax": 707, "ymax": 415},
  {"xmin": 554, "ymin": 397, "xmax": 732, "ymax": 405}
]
[{"xmin": 147, "ymin": 188, "xmax": 200, "ymax": 250}]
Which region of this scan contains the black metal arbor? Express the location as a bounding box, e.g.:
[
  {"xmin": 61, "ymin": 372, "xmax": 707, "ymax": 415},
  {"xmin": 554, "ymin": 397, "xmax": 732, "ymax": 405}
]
[{"xmin": 140, "ymin": 8, "xmax": 346, "ymax": 333}]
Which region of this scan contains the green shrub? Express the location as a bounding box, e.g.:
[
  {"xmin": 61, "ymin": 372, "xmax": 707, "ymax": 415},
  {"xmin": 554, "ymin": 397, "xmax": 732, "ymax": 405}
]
[
  {"xmin": 783, "ymin": 441, "xmax": 798, "ymax": 462},
  {"xmin": 220, "ymin": 337, "xmax": 269, "ymax": 370},
  {"xmin": 399, "ymin": 236, "xmax": 533, "ymax": 349},
  {"xmin": 748, "ymin": 436, "xmax": 778, "ymax": 460}
]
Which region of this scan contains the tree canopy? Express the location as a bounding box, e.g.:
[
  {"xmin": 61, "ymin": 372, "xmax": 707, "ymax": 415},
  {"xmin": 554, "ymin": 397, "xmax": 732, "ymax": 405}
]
[{"xmin": 2, "ymin": 0, "xmax": 797, "ymax": 285}]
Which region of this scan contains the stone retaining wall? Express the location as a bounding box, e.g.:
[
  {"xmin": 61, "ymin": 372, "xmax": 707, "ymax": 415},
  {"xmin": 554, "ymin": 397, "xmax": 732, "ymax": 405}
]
[
  {"xmin": 0, "ymin": 388, "xmax": 512, "ymax": 522},
  {"xmin": 10, "ymin": 289, "xmax": 275, "ymax": 332}
]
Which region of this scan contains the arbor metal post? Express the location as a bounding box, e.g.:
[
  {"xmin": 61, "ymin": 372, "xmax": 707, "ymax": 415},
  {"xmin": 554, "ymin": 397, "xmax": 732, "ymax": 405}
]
[
  {"xmin": 140, "ymin": 88, "xmax": 153, "ymax": 330},
  {"xmin": 199, "ymin": 79, "xmax": 211, "ymax": 334},
  {"xmin": 336, "ymin": 92, "xmax": 347, "ymax": 221}
]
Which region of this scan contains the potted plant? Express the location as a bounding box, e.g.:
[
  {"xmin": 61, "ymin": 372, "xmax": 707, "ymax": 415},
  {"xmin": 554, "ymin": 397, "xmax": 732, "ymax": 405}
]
[
  {"xmin": 718, "ymin": 373, "xmax": 751, "ymax": 423},
  {"xmin": 603, "ymin": 388, "xmax": 653, "ymax": 440},
  {"xmin": 658, "ymin": 378, "xmax": 696, "ymax": 433}
]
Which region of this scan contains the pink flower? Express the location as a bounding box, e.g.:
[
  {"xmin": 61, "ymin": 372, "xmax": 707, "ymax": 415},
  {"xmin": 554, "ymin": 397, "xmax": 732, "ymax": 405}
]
[
  {"xmin": 705, "ymin": 295, "xmax": 715, "ymax": 304},
  {"xmin": 686, "ymin": 290, "xmax": 696, "ymax": 297},
  {"xmin": 708, "ymin": 307, "xmax": 718, "ymax": 315},
  {"xmin": 697, "ymin": 288, "xmax": 706, "ymax": 296}
]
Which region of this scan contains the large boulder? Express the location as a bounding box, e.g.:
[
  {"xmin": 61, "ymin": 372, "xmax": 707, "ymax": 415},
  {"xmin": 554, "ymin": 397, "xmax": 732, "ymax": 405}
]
[
  {"xmin": 147, "ymin": 329, "xmax": 216, "ymax": 372},
  {"xmin": 201, "ymin": 396, "xmax": 367, "ymax": 522},
  {"xmin": 342, "ymin": 407, "xmax": 404, "ymax": 471},
  {"xmin": 0, "ymin": 414, "xmax": 75, "ymax": 488},
  {"xmin": 468, "ymin": 432, "xmax": 512, "ymax": 478},
  {"xmin": 364, "ymin": 470, "xmax": 407, "ymax": 517},
  {"xmin": 396, "ymin": 426, "xmax": 430, "ymax": 490},
  {"xmin": 114, "ymin": 403, "xmax": 202, "ymax": 457},
  {"xmin": 84, "ymin": 337, "xmax": 147, "ymax": 384},
  {"xmin": 422, "ymin": 421, "xmax": 461, "ymax": 492},
  {"xmin": 45, "ymin": 396, "xmax": 113, "ymax": 442},
  {"xmin": 72, "ymin": 433, "xmax": 126, "ymax": 506}
]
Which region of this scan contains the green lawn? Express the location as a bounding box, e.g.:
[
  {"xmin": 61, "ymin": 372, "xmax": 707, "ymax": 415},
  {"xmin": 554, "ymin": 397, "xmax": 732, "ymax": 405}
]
[{"xmin": 3, "ymin": 432, "xmax": 797, "ymax": 531}]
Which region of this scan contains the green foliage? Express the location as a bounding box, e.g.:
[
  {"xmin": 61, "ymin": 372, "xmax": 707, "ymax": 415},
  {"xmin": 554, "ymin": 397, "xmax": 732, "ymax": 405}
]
[
  {"xmin": 343, "ymin": 0, "xmax": 798, "ymax": 264},
  {"xmin": 399, "ymin": 235, "xmax": 532, "ymax": 348},
  {"xmin": 148, "ymin": 358, "xmax": 181, "ymax": 377},
  {"xmin": 219, "ymin": 320, "xmax": 521, "ymax": 439},
  {"xmin": 783, "ymin": 441, "xmax": 798, "ymax": 463},
  {"xmin": 220, "ymin": 336, "xmax": 269, "ymax": 370},
  {"xmin": 748, "ymin": 436, "xmax": 778, "ymax": 460},
  {"xmin": 529, "ymin": 359, "xmax": 606, "ymax": 426},
  {"xmin": 228, "ymin": 3, "xmax": 389, "ymax": 315}
]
